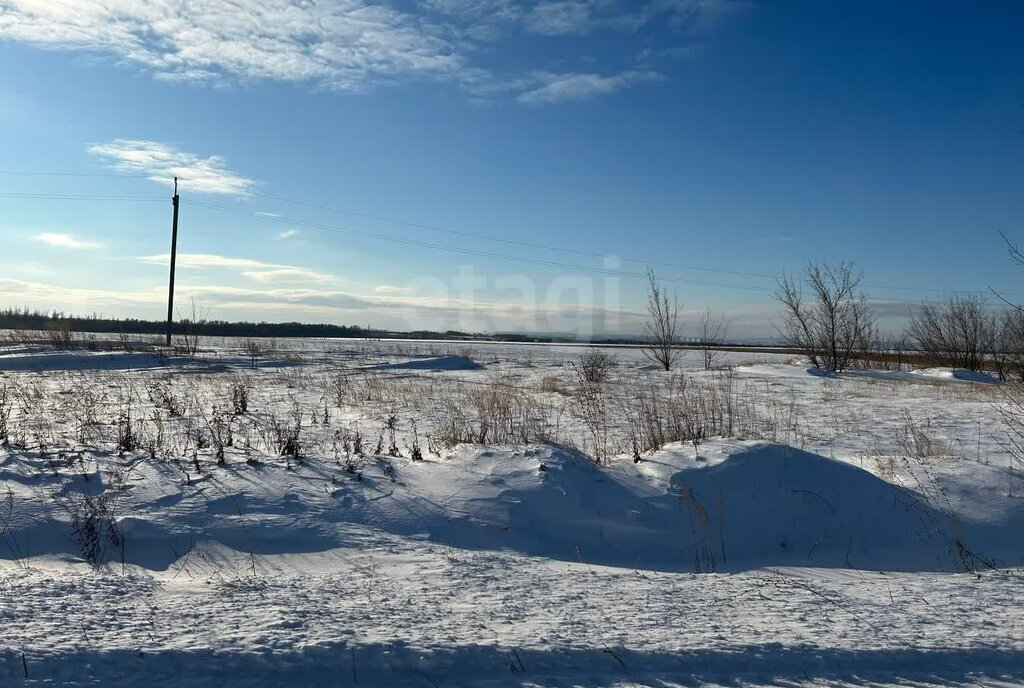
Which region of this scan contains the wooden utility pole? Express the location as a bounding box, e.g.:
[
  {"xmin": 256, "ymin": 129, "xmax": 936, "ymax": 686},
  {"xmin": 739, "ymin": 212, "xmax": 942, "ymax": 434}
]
[{"xmin": 165, "ymin": 177, "xmax": 180, "ymax": 346}]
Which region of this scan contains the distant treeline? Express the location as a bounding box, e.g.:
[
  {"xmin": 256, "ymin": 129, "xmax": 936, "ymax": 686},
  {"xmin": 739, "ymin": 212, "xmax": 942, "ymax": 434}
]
[
  {"xmin": 0, "ymin": 307, "xmax": 772, "ymax": 347},
  {"xmin": 0, "ymin": 308, "xmax": 481, "ymax": 341}
]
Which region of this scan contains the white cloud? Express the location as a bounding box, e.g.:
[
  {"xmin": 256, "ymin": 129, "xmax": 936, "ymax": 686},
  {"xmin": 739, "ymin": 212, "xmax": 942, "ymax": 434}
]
[
  {"xmin": 0, "ymin": 0, "xmax": 742, "ymax": 102},
  {"xmin": 90, "ymin": 139, "xmax": 254, "ymax": 195},
  {"xmin": 423, "ymin": 0, "xmax": 523, "ymax": 40},
  {"xmin": 0, "ymin": 274, "xmax": 795, "ymax": 337},
  {"xmin": 524, "ymin": 1, "xmax": 644, "ymax": 36},
  {"xmin": 0, "ymin": 0, "xmax": 460, "ymax": 91},
  {"xmin": 142, "ymin": 253, "xmax": 270, "ymax": 270},
  {"xmin": 0, "ymin": 278, "xmax": 164, "ymax": 309},
  {"xmin": 241, "ymin": 268, "xmax": 334, "ymax": 283},
  {"xmin": 276, "ymin": 229, "xmax": 298, "ymax": 240},
  {"xmin": 653, "ymin": 0, "xmax": 749, "ymax": 35},
  {"xmin": 34, "ymin": 232, "xmax": 102, "ymax": 250},
  {"xmin": 374, "ymin": 284, "xmax": 415, "ymax": 295},
  {"xmin": 525, "ymin": 1, "xmax": 595, "ymax": 35},
  {"xmin": 517, "ymin": 70, "xmax": 658, "ymax": 105},
  {"xmin": 141, "ymin": 252, "xmax": 335, "ymax": 283}
]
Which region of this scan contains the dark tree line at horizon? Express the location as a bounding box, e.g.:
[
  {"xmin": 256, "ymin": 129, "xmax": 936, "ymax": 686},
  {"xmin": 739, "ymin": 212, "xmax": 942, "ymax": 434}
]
[{"xmin": 0, "ymin": 307, "xmax": 483, "ymax": 341}]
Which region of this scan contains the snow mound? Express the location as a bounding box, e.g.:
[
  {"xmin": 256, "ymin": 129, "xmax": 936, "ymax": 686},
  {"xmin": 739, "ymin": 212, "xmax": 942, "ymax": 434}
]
[
  {"xmin": 0, "ymin": 348, "xmax": 301, "ymax": 373},
  {"xmin": 6, "ymin": 440, "xmax": 1018, "ymax": 574},
  {"xmin": 372, "ymin": 355, "xmax": 483, "ymax": 371},
  {"xmin": 368, "ymin": 442, "xmax": 995, "ymax": 572},
  {"xmin": 847, "ymin": 368, "xmax": 1000, "ymax": 384},
  {"xmin": 734, "ymin": 363, "xmax": 836, "ymax": 379},
  {"xmin": 911, "ymin": 367, "xmax": 998, "ymax": 384},
  {"xmin": 738, "ymin": 363, "xmax": 1000, "ymax": 385},
  {"xmin": 0, "ymin": 349, "xmax": 167, "ymax": 372}
]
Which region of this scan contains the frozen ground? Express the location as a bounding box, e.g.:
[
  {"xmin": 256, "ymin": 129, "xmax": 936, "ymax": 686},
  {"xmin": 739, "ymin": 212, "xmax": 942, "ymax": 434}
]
[{"xmin": 0, "ymin": 338, "xmax": 1021, "ymax": 686}]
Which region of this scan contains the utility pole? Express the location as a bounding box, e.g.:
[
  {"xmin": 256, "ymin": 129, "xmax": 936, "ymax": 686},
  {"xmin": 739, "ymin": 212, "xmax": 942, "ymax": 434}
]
[{"xmin": 165, "ymin": 177, "xmax": 180, "ymax": 346}]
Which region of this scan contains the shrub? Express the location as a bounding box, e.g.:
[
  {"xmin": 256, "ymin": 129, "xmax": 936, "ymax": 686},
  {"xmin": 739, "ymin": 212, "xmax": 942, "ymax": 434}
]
[
  {"xmin": 573, "ymin": 349, "xmax": 616, "ymax": 384},
  {"xmin": 67, "ymin": 491, "xmax": 123, "ymax": 569},
  {"xmin": 45, "ymin": 321, "xmax": 73, "ymax": 349},
  {"xmin": 231, "ymin": 381, "xmax": 250, "ymax": 415}
]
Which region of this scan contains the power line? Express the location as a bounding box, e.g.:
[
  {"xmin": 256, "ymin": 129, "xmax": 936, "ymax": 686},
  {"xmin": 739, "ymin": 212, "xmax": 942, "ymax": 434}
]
[
  {"xmin": 2, "ymin": 172, "xmax": 779, "ymax": 283},
  {"xmin": 186, "ymin": 199, "xmax": 774, "ymax": 293},
  {"xmin": 1, "ymin": 170, "xmax": 1018, "ymax": 299},
  {"xmin": 251, "ymin": 190, "xmax": 1019, "ymax": 298},
  {"xmin": 190, "ymin": 200, "xmax": 1015, "ymax": 305},
  {"xmin": 188, "ymin": 199, "xmax": 1018, "ymax": 304},
  {"xmin": 0, "ymin": 171, "xmax": 153, "ymax": 179},
  {"xmin": 250, "ymin": 191, "xmax": 780, "ymax": 282},
  {"xmin": 0, "ymin": 192, "xmax": 165, "ymax": 202},
  {"xmin": 250, "ymin": 190, "xmax": 1012, "ymax": 297},
  {"xmin": 1, "ymin": 170, "xmax": 992, "ymax": 296}
]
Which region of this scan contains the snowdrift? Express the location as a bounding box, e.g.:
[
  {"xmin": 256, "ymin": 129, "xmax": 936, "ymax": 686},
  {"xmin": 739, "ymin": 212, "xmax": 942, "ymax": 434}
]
[
  {"xmin": 738, "ymin": 362, "xmax": 1000, "ymax": 385},
  {"xmin": 371, "ymin": 355, "xmax": 483, "ymax": 371},
  {"xmin": 4, "ymin": 440, "xmax": 1019, "ymax": 574},
  {"xmin": 911, "ymin": 367, "xmax": 999, "ymax": 384},
  {"xmin": 0, "ymin": 349, "xmax": 168, "ymax": 372},
  {"xmin": 0, "ymin": 348, "xmax": 300, "ymax": 373}
]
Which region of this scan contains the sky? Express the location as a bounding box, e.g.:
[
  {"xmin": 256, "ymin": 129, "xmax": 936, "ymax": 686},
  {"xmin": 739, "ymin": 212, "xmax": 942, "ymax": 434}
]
[{"xmin": 0, "ymin": 0, "xmax": 1021, "ymax": 340}]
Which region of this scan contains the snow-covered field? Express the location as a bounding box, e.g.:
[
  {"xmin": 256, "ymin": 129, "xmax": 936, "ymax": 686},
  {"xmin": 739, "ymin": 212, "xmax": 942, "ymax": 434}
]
[{"xmin": 0, "ymin": 338, "xmax": 1021, "ymax": 686}]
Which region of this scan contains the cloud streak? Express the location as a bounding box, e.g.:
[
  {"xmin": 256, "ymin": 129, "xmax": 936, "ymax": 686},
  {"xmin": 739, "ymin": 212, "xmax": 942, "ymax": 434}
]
[
  {"xmin": 517, "ymin": 70, "xmax": 658, "ymax": 105},
  {"xmin": 524, "ymin": 1, "xmax": 644, "ymax": 36},
  {"xmin": 141, "ymin": 253, "xmax": 336, "ymax": 283},
  {"xmin": 90, "ymin": 139, "xmax": 254, "ymax": 195},
  {"xmin": 0, "ymin": 273, "xmax": 808, "ymax": 338},
  {"xmin": 34, "ymin": 232, "xmax": 102, "ymax": 250}
]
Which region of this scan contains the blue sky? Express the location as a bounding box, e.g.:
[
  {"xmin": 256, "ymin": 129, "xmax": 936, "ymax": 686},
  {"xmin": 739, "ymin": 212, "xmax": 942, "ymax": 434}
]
[{"xmin": 0, "ymin": 0, "xmax": 1021, "ymax": 338}]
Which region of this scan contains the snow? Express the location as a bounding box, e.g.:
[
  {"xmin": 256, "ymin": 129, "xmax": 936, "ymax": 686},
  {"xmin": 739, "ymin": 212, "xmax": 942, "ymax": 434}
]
[
  {"xmin": 735, "ymin": 362, "xmax": 1001, "ymax": 386},
  {"xmin": 0, "ymin": 338, "xmax": 1021, "ymax": 686},
  {"xmin": 0, "ymin": 348, "xmax": 168, "ymax": 372},
  {"xmin": 371, "ymin": 355, "xmax": 484, "ymax": 371},
  {"xmin": 912, "ymin": 367, "xmax": 1001, "ymax": 384},
  {"xmin": 734, "ymin": 362, "xmax": 836, "ymax": 379},
  {"xmin": 3, "ymin": 561, "xmax": 1022, "ymax": 687}
]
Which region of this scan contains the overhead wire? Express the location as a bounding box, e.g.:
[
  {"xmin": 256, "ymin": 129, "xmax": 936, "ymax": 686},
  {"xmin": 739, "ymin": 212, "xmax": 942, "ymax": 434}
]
[
  {"xmin": 0, "ymin": 168, "xmax": 1019, "ymax": 299},
  {"xmin": 249, "ymin": 190, "xmax": 1019, "ymax": 297},
  {"xmin": 0, "ymin": 192, "xmax": 165, "ymax": 202},
  {"xmin": 186, "ymin": 198, "xmax": 774, "ymax": 293},
  {"xmin": 249, "ymin": 190, "xmax": 781, "ymax": 281},
  {"xmin": 187, "ymin": 199, "xmax": 1017, "ymax": 304}
]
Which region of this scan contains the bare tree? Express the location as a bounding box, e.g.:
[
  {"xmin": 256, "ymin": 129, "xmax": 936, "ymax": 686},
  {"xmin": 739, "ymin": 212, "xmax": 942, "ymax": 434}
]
[
  {"xmin": 991, "ymin": 309, "xmax": 1024, "ymax": 382},
  {"xmin": 997, "ymin": 233, "xmax": 1024, "ymax": 494},
  {"xmin": 642, "ymin": 269, "xmax": 683, "ymax": 371},
  {"xmin": 176, "ymin": 296, "xmax": 209, "ymax": 358},
  {"xmin": 774, "ymin": 262, "xmax": 875, "ymax": 373},
  {"xmin": 906, "ymin": 294, "xmax": 997, "ymax": 372},
  {"xmin": 697, "ymin": 307, "xmax": 728, "ymax": 371},
  {"xmin": 993, "ymin": 232, "xmax": 1024, "ymax": 380}
]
